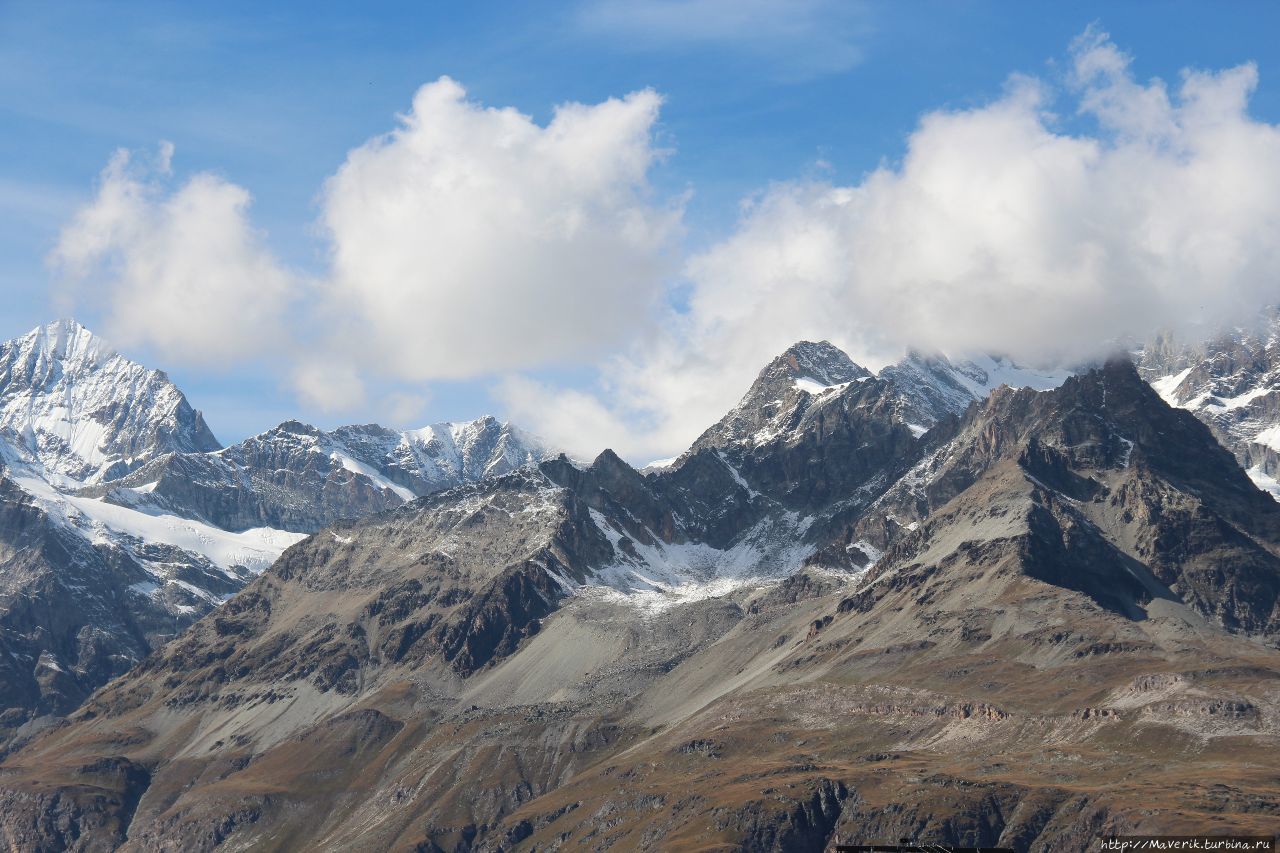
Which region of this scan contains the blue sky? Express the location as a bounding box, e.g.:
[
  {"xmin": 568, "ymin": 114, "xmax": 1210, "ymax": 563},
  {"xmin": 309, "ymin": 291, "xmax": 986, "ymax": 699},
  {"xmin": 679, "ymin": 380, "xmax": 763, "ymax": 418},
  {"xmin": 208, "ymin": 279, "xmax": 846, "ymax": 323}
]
[{"xmin": 3, "ymin": 1, "xmax": 1280, "ymax": 457}]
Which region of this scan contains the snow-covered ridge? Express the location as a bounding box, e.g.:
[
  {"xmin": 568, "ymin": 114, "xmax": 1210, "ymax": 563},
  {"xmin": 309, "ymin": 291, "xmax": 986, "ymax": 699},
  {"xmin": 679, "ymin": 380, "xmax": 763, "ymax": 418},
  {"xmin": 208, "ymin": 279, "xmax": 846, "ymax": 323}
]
[
  {"xmin": 880, "ymin": 351, "xmax": 1070, "ymax": 430},
  {"xmin": 16, "ymin": 466, "xmax": 304, "ymax": 579},
  {"xmin": 641, "ymin": 456, "xmax": 678, "ymax": 472},
  {"xmin": 400, "ymin": 416, "xmax": 557, "ymax": 489},
  {"xmin": 248, "ymin": 416, "xmax": 555, "ymax": 492},
  {"xmin": 586, "ymin": 506, "xmax": 815, "ymax": 613},
  {"xmin": 1151, "ymin": 368, "xmax": 1193, "ymax": 404},
  {"xmin": 192, "ymin": 414, "xmax": 560, "ymax": 522},
  {"xmin": 0, "ymin": 436, "xmax": 305, "ymax": 617},
  {"xmin": 793, "ymin": 376, "xmax": 867, "ymax": 396}
]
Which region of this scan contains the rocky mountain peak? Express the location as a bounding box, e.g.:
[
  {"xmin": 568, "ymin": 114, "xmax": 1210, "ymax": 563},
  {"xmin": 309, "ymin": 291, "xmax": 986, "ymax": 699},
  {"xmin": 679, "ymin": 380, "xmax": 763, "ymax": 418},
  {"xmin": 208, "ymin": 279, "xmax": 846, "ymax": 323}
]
[
  {"xmin": 270, "ymin": 419, "xmax": 323, "ymax": 437},
  {"xmin": 688, "ymin": 340, "xmax": 873, "ymax": 454},
  {"xmin": 589, "ymin": 446, "xmax": 629, "ymax": 471},
  {"xmin": 771, "ymin": 339, "xmax": 871, "ymax": 387},
  {"xmin": 959, "ymin": 356, "xmax": 1175, "ymax": 467}
]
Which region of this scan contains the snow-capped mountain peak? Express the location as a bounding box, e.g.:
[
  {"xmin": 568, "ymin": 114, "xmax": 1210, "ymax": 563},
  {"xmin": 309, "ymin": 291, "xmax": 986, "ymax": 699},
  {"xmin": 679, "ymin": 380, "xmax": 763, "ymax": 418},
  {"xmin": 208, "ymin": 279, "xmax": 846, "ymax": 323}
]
[
  {"xmin": 25, "ymin": 318, "xmax": 114, "ymax": 373},
  {"xmin": 404, "ymin": 415, "xmax": 556, "ymax": 484},
  {"xmin": 688, "ymin": 340, "xmax": 1069, "ymax": 456},
  {"xmin": 1139, "ymin": 307, "xmax": 1280, "ymax": 499},
  {"xmin": 0, "ymin": 319, "xmax": 220, "ymax": 483}
]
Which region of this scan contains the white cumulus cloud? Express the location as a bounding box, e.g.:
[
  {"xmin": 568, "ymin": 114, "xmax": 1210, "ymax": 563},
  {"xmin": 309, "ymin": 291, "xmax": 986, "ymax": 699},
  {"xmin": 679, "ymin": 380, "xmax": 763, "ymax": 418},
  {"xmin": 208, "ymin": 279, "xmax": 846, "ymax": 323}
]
[
  {"xmin": 50, "ymin": 81, "xmax": 681, "ymax": 421},
  {"xmin": 46, "ymin": 32, "xmax": 1280, "ymax": 462},
  {"xmin": 317, "ymin": 77, "xmax": 681, "ymax": 382},
  {"xmin": 50, "ymin": 145, "xmax": 296, "ymax": 367}
]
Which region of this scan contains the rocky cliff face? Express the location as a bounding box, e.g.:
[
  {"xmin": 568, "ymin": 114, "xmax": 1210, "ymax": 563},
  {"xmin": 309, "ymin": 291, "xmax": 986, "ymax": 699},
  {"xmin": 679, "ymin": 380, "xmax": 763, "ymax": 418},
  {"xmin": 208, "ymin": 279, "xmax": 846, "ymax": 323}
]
[
  {"xmin": 833, "ymin": 358, "xmax": 1280, "ymax": 634},
  {"xmin": 1139, "ymin": 307, "xmax": 1280, "ymax": 499},
  {"xmin": 2, "ymin": 345, "xmax": 1278, "ymax": 851}
]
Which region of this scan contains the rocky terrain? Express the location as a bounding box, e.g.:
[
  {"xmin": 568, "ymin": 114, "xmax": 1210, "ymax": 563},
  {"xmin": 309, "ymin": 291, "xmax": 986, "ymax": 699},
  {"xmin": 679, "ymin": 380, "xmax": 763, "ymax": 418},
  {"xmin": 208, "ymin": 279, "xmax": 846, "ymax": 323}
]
[
  {"xmin": 0, "ymin": 338, "xmax": 1277, "ymax": 851},
  {"xmin": 0, "ymin": 322, "xmax": 297, "ymax": 748}
]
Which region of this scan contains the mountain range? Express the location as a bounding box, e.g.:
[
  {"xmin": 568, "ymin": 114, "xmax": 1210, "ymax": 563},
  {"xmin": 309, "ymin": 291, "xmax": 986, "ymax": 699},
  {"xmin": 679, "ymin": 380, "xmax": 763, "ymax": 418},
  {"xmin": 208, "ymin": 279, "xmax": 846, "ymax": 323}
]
[
  {"xmin": 0, "ymin": 316, "xmax": 1277, "ymax": 851},
  {"xmin": 0, "ymin": 320, "xmax": 555, "ymax": 745}
]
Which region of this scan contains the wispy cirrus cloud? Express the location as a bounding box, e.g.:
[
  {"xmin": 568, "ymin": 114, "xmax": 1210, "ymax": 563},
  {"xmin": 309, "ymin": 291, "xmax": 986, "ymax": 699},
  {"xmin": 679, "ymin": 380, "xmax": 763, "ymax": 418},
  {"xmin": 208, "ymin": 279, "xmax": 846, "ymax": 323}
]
[{"xmin": 575, "ymin": 0, "xmax": 872, "ymax": 80}]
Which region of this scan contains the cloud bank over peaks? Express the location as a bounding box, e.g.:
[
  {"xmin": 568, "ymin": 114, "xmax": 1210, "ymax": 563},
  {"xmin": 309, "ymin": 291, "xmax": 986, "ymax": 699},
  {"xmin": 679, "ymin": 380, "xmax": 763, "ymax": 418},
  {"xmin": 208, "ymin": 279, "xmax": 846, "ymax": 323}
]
[
  {"xmin": 47, "ymin": 31, "xmax": 1280, "ymax": 462},
  {"xmin": 504, "ymin": 28, "xmax": 1280, "ymax": 461},
  {"xmin": 687, "ymin": 29, "xmax": 1280, "ymax": 368}
]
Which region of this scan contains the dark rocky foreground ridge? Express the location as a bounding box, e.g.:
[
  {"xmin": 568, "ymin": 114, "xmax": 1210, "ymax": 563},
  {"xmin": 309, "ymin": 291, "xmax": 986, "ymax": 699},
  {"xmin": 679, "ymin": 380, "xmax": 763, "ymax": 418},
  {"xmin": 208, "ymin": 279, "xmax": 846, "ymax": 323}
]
[{"xmin": 0, "ymin": 348, "xmax": 1279, "ymax": 851}]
